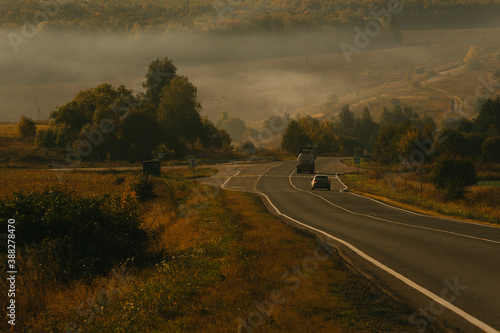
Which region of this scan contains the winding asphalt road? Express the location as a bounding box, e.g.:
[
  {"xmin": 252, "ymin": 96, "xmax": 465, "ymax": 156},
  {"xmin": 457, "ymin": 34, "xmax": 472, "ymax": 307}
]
[{"xmin": 200, "ymin": 157, "xmax": 500, "ymax": 333}]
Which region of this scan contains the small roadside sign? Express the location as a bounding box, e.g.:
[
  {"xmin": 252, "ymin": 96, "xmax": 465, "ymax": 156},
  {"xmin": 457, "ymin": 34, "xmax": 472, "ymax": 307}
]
[
  {"xmin": 187, "ymin": 155, "xmax": 197, "ymax": 188},
  {"xmin": 313, "ymin": 142, "xmax": 319, "ymax": 148},
  {"xmin": 354, "ymin": 156, "xmax": 361, "ymax": 176},
  {"xmin": 415, "ymin": 164, "xmax": 426, "ymax": 174},
  {"xmin": 158, "ymin": 152, "xmax": 164, "ymax": 160},
  {"xmin": 187, "ymin": 155, "xmax": 197, "ymax": 168}
]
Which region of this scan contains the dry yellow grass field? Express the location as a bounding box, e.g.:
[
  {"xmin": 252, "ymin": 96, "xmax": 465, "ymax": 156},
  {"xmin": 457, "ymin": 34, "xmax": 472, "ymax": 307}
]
[
  {"xmin": 0, "ymin": 123, "xmax": 49, "ymax": 137},
  {"xmin": 0, "ymin": 169, "xmax": 447, "ymax": 332},
  {"xmin": 341, "ymin": 163, "xmax": 500, "ymax": 224},
  {"xmin": 0, "ymin": 169, "xmax": 132, "ymax": 199}
]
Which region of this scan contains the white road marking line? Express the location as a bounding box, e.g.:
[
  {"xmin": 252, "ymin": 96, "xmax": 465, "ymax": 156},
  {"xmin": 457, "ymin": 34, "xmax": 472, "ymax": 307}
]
[
  {"xmin": 337, "ymin": 158, "xmax": 350, "ymax": 168},
  {"xmin": 323, "ymin": 158, "xmax": 345, "ymax": 169},
  {"xmin": 335, "ymin": 173, "xmax": 348, "ymax": 191},
  {"xmin": 328, "ymin": 158, "xmax": 500, "ymax": 229},
  {"xmin": 218, "ymin": 160, "xmax": 499, "ymax": 331},
  {"xmin": 344, "ymin": 189, "xmax": 500, "ymax": 229},
  {"xmin": 289, "ymin": 170, "xmax": 500, "ymax": 245},
  {"xmin": 259, "ymin": 189, "xmax": 499, "ymax": 332},
  {"xmin": 221, "ymin": 170, "xmax": 240, "ymax": 189},
  {"xmin": 267, "ymin": 167, "xmax": 499, "ymax": 333}
]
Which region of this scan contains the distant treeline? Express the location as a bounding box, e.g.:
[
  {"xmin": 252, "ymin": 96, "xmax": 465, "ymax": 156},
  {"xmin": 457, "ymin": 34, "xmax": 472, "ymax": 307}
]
[
  {"xmin": 1, "ymin": 0, "xmax": 499, "ymax": 33},
  {"xmin": 281, "ymin": 98, "xmax": 500, "ymax": 164}
]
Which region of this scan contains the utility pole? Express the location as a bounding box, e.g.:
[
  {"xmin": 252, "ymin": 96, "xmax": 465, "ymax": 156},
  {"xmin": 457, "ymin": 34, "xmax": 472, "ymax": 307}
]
[
  {"xmin": 402, "ymin": 158, "xmax": 410, "ymax": 190},
  {"xmin": 415, "ymin": 164, "xmax": 426, "ymax": 199},
  {"xmin": 188, "ymin": 155, "xmax": 197, "ymax": 188}
]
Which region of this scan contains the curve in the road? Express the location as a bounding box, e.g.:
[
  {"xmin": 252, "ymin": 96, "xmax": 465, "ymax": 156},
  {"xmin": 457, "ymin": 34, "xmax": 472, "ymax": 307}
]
[
  {"xmin": 220, "ymin": 160, "xmax": 500, "ymax": 333},
  {"xmin": 289, "ymin": 171, "xmax": 500, "ymax": 245}
]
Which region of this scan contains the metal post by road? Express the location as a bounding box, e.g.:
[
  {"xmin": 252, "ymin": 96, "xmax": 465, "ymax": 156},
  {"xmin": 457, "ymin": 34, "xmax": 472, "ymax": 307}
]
[{"xmin": 420, "ymin": 173, "xmax": 423, "ymax": 198}]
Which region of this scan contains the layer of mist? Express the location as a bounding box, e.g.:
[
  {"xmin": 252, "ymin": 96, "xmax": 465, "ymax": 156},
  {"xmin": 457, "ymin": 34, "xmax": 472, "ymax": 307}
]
[
  {"xmin": 0, "ymin": 29, "xmax": 353, "ymax": 122},
  {"xmin": 1, "ymin": 29, "xmax": 353, "ymax": 85},
  {"xmin": 1, "ymin": 27, "xmax": 499, "ymax": 124}
]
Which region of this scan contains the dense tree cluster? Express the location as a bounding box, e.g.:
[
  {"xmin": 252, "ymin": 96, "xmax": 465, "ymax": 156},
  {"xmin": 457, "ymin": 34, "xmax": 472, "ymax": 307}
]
[
  {"xmin": 1, "ymin": 0, "xmax": 498, "ymax": 33},
  {"xmin": 36, "ymin": 57, "xmax": 231, "ymax": 161},
  {"xmin": 458, "ymin": 97, "xmax": 500, "ymax": 162},
  {"xmin": 281, "ymin": 97, "xmax": 500, "ymax": 164},
  {"xmin": 374, "ymin": 97, "xmax": 500, "ymax": 165},
  {"xmin": 281, "ymin": 105, "xmax": 378, "ymax": 155},
  {"xmin": 215, "ymin": 111, "xmax": 247, "ymax": 143}
]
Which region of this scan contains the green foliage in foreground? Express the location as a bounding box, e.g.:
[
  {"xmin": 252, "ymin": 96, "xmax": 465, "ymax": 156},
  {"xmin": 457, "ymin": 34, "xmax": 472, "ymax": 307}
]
[{"xmin": 0, "ymin": 188, "xmax": 148, "ymax": 283}]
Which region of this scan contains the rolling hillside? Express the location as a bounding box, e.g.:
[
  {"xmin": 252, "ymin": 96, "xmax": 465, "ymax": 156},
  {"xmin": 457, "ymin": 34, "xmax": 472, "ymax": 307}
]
[{"xmin": 1, "ymin": 0, "xmax": 499, "ymax": 32}]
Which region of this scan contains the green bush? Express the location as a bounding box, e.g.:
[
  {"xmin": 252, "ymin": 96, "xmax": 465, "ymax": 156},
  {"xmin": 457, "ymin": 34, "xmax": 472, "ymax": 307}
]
[
  {"xmin": 481, "ymin": 136, "xmax": 500, "ymax": 162},
  {"xmin": 131, "ymin": 175, "xmax": 158, "ymax": 201},
  {"xmin": 35, "ymin": 127, "xmax": 57, "ymax": 148},
  {"xmin": 18, "ymin": 116, "xmax": 36, "ymax": 139},
  {"xmin": 426, "ymin": 69, "xmax": 436, "ymax": 77},
  {"xmin": 415, "ymin": 66, "xmax": 425, "ymax": 75},
  {"xmin": 390, "ymin": 97, "xmax": 401, "ymax": 105},
  {"xmin": 239, "ymin": 140, "xmax": 256, "ymax": 154},
  {"xmin": 404, "ymin": 71, "xmax": 412, "ymax": 85},
  {"xmin": 493, "ymin": 67, "xmax": 500, "ymax": 78},
  {"xmin": 0, "ymin": 188, "xmax": 148, "ymax": 283},
  {"xmin": 409, "ymin": 80, "xmax": 421, "ymax": 88},
  {"xmin": 464, "ymin": 45, "xmax": 481, "ymax": 70},
  {"xmin": 151, "ymin": 142, "xmax": 175, "ymax": 161},
  {"xmin": 430, "ymin": 154, "xmax": 478, "ymax": 200}
]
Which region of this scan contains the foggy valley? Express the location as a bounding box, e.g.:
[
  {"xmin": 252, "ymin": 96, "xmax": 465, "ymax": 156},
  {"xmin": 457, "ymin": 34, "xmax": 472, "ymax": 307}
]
[
  {"xmin": 2, "ymin": 27, "xmax": 499, "ymax": 128},
  {"xmin": 0, "ymin": 29, "xmax": 350, "ymax": 123}
]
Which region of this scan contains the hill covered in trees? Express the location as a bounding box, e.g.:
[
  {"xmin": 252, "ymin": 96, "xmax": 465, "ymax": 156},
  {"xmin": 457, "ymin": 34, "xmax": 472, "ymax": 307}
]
[{"xmin": 1, "ymin": 0, "xmax": 499, "ymax": 33}]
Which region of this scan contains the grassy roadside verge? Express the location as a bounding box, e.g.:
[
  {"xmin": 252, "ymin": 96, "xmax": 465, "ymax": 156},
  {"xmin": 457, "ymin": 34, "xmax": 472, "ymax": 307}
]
[
  {"xmin": 1, "ymin": 168, "xmax": 447, "ymax": 332},
  {"xmin": 338, "ymin": 163, "xmax": 500, "ymax": 225}
]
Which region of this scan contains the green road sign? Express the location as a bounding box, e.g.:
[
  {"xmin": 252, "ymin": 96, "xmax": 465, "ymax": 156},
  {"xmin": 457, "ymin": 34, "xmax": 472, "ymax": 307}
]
[{"xmin": 354, "ymin": 156, "xmax": 361, "ymax": 164}]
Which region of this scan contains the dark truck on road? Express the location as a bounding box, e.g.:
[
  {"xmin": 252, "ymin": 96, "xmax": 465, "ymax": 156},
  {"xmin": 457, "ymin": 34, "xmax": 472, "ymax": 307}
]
[{"xmin": 296, "ymin": 145, "xmax": 316, "ymax": 173}]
